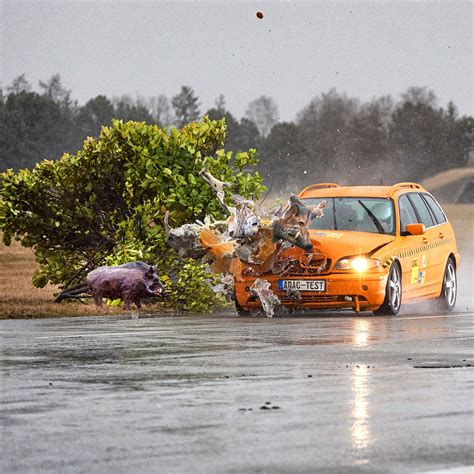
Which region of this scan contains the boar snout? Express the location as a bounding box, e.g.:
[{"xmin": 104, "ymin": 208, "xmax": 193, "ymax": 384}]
[
  {"xmin": 146, "ymin": 274, "xmax": 167, "ymax": 298},
  {"xmin": 294, "ymin": 230, "xmax": 313, "ymax": 251},
  {"xmin": 150, "ymin": 281, "xmax": 165, "ymax": 296}
]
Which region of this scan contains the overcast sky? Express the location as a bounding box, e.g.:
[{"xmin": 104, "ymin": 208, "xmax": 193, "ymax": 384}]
[{"xmin": 1, "ymin": 0, "xmax": 472, "ymax": 121}]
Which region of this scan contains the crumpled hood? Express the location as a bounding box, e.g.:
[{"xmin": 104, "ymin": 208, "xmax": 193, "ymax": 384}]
[{"xmin": 309, "ymin": 230, "xmax": 395, "ymax": 261}]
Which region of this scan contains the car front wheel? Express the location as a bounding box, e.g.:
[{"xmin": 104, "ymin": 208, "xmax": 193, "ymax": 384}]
[
  {"xmin": 374, "ymin": 263, "xmax": 402, "ymax": 316},
  {"xmin": 437, "ymin": 258, "xmax": 457, "ymax": 312},
  {"xmin": 234, "ymin": 294, "xmax": 251, "ymax": 316}
]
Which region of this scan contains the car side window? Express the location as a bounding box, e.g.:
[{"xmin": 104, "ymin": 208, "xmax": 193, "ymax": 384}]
[
  {"xmin": 399, "ymin": 195, "xmax": 418, "ymax": 233},
  {"xmin": 408, "ymin": 193, "xmax": 435, "ymax": 228},
  {"xmin": 422, "ymin": 194, "xmax": 447, "ymax": 224}
]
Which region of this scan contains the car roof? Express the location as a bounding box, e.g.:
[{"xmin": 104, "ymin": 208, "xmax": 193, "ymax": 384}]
[{"xmin": 298, "ymin": 182, "xmax": 428, "ymax": 199}]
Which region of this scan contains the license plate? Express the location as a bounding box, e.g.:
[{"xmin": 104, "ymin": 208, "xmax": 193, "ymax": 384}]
[{"xmin": 278, "ymin": 279, "xmax": 326, "ymax": 292}]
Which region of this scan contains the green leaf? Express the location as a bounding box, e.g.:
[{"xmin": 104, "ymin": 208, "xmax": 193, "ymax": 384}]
[{"xmin": 0, "ymin": 117, "xmax": 263, "ymax": 311}]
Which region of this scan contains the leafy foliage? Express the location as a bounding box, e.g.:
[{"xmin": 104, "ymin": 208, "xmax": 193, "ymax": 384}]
[
  {"xmin": 0, "ymin": 92, "xmax": 71, "ymax": 170},
  {"xmin": 245, "ymin": 95, "xmax": 279, "ymax": 138},
  {"xmin": 258, "ymin": 122, "xmax": 304, "ymax": 188},
  {"xmin": 6, "ymin": 74, "xmax": 32, "ymax": 94},
  {"xmin": 0, "ymin": 117, "xmax": 264, "ymax": 310},
  {"xmin": 1, "ymin": 73, "xmax": 472, "ymax": 192},
  {"xmin": 39, "ymin": 73, "xmax": 71, "ymax": 104},
  {"xmin": 294, "ymin": 87, "xmax": 473, "ymax": 186},
  {"xmin": 172, "ymin": 86, "xmax": 201, "ymax": 129}
]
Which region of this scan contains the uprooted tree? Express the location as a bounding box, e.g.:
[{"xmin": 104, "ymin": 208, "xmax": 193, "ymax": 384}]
[{"xmin": 0, "ymin": 117, "xmax": 265, "ymax": 310}]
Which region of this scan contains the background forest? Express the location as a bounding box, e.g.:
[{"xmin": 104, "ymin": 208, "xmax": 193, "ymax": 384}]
[{"xmin": 1, "ymin": 73, "xmax": 472, "ymax": 191}]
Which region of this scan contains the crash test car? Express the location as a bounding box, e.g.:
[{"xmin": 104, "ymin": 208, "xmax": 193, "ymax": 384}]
[{"xmin": 234, "ymin": 182, "xmax": 459, "ymax": 315}]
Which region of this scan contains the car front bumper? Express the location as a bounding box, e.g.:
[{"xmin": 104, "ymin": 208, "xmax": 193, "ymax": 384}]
[{"xmin": 234, "ymin": 272, "xmax": 388, "ymax": 312}]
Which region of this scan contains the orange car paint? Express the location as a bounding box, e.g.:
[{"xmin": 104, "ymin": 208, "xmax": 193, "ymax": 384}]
[{"xmin": 233, "ymin": 182, "xmax": 459, "ymax": 313}]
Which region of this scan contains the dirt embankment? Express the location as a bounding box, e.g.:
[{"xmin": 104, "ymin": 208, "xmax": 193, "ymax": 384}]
[{"xmin": 443, "ymin": 205, "xmax": 473, "ymax": 311}]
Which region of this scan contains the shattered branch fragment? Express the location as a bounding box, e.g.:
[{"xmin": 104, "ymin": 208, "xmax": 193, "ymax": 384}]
[{"xmin": 199, "ymin": 168, "xmax": 232, "ymax": 212}]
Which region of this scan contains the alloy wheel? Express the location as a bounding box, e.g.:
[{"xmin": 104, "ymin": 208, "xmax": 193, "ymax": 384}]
[
  {"xmin": 443, "ymin": 260, "xmax": 457, "ymax": 309},
  {"xmin": 388, "ymin": 265, "xmax": 402, "ymax": 312}
]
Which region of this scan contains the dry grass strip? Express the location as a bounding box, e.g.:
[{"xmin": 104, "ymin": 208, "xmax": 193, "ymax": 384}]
[{"xmin": 0, "ymin": 237, "xmax": 164, "ymax": 319}]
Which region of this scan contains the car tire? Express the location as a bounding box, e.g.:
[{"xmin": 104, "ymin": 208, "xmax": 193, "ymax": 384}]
[
  {"xmin": 373, "ymin": 262, "xmax": 402, "ymax": 316},
  {"xmin": 234, "ymin": 294, "xmax": 251, "ymax": 316},
  {"xmin": 437, "ymin": 257, "xmax": 457, "ymax": 312}
]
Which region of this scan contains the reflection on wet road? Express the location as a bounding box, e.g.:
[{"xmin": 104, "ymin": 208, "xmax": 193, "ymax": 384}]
[
  {"xmin": 351, "ymin": 364, "xmax": 371, "ymax": 453},
  {"xmin": 353, "ymin": 318, "xmax": 371, "ymax": 347},
  {"xmin": 1, "ymin": 312, "xmax": 473, "ymax": 472},
  {"xmin": 351, "ymin": 318, "xmax": 372, "ymax": 460}
]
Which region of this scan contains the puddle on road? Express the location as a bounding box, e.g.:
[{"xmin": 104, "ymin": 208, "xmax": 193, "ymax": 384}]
[
  {"xmin": 413, "ymin": 363, "xmax": 473, "ymax": 369},
  {"xmin": 279, "ymin": 319, "xmax": 383, "ymax": 347},
  {"xmin": 66, "ymin": 369, "xmax": 256, "ymax": 393},
  {"xmin": 292, "ymin": 336, "xmax": 381, "ymax": 346},
  {"xmin": 0, "ymin": 402, "xmax": 66, "ymax": 417}
]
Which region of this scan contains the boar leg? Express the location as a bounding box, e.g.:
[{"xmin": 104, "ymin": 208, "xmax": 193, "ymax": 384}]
[
  {"xmin": 121, "ymin": 289, "xmax": 132, "ymax": 310},
  {"xmin": 92, "ymin": 291, "xmax": 103, "ymax": 308},
  {"xmin": 123, "ymin": 293, "xmax": 139, "ymax": 310}
]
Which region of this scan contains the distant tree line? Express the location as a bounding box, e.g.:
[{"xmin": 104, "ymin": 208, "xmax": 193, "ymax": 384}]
[{"xmin": 0, "ymin": 74, "xmax": 472, "ymax": 187}]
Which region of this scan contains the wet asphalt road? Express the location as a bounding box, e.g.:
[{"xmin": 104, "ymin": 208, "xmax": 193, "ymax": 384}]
[{"xmin": 1, "ymin": 311, "xmax": 473, "ymax": 473}]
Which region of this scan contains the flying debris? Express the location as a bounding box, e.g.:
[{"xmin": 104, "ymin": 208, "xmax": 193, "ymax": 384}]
[
  {"xmin": 199, "ymin": 168, "xmax": 232, "ymax": 212},
  {"xmin": 211, "ymin": 273, "xmax": 235, "ymax": 302},
  {"xmin": 286, "ymin": 288, "xmax": 302, "ymax": 302},
  {"xmin": 162, "ymin": 169, "xmax": 326, "ymax": 317},
  {"xmin": 163, "ymin": 211, "xmax": 207, "ymax": 259},
  {"xmin": 250, "ymin": 279, "xmax": 280, "ymax": 317}
]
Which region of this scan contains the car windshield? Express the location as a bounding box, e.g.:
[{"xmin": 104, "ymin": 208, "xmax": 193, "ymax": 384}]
[{"xmin": 302, "ymin": 197, "xmax": 395, "ymax": 235}]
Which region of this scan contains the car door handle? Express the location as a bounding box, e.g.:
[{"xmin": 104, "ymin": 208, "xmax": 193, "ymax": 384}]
[
  {"xmin": 422, "ymin": 237, "xmax": 429, "ymax": 244},
  {"xmin": 439, "ymin": 232, "xmax": 445, "ymax": 239}
]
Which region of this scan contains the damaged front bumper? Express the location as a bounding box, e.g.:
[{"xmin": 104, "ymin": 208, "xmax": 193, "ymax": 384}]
[{"xmin": 234, "ymin": 271, "xmax": 388, "ymax": 313}]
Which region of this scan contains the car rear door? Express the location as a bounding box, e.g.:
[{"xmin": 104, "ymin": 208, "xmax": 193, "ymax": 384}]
[
  {"xmin": 398, "ymin": 193, "xmax": 428, "ymax": 300},
  {"xmin": 405, "ymin": 193, "xmax": 440, "ymax": 297},
  {"xmin": 420, "ymin": 193, "xmax": 453, "ymax": 293}
]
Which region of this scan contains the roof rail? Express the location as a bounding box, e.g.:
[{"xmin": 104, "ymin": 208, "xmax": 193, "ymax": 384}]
[
  {"xmin": 392, "ymin": 182, "xmax": 424, "ymax": 190},
  {"xmin": 299, "ymin": 183, "xmax": 340, "ymax": 195}
]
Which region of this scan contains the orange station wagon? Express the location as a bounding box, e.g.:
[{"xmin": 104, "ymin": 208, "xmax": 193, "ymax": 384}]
[{"xmin": 234, "ymin": 183, "xmax": 459, "ymax": 315}]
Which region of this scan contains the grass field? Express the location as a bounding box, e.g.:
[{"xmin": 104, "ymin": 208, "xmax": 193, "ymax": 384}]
[{"xmin": 0, "ymin": 205, "xmax": 472, "ymax": 318}]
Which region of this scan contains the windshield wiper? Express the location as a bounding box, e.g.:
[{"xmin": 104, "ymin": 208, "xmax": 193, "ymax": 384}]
[{"xmin": 358, "ymin": 200, "xmax": 385, "ymax": 234}]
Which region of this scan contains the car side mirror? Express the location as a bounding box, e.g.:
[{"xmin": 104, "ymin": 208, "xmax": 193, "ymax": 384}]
[{"xmin": 405, "ymin": 223, "xmax": 425, "ymax": 235}]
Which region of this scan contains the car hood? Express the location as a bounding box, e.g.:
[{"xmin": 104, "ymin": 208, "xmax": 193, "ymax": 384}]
[{"xmin": 309, "ymin": 230, "xmax": 395, "ymax": 261}]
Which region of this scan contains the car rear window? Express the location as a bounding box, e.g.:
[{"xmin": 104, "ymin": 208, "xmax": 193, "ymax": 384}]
[
  {"xmin": 399, "ymin": 194, "xmax": 419, "ymax": 233},
  {"xmin": 422, "ymin": 194, "xmax": 447, "ymax": 224},
  {"xmin": 407, "ymin": 193, "xmax": 435, "ymax": 228}
]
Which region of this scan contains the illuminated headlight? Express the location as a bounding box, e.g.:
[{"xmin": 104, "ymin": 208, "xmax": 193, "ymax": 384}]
[{"xmin": 334, "ymin": 256, "xmax": 381, "ymax": 272}]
